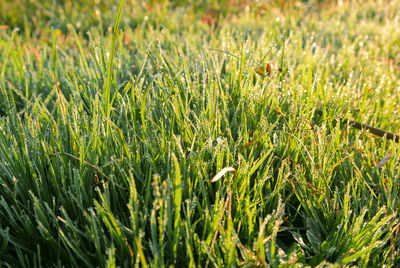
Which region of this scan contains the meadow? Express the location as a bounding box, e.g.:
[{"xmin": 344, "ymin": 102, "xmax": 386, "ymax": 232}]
[{"xmin": 0, "ymin": 0, "xmax": 400, "ymax": 266}]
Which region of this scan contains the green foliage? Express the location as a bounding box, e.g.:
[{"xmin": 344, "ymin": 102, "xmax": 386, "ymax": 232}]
[{"xmin": 0, "ymin": 0, "xmax": 400, "ymax": 266}]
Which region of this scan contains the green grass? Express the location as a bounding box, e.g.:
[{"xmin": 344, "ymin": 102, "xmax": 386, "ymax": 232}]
[{"xmin": 0, "ymin": 0, "xmax": 400, "ymax": 266}]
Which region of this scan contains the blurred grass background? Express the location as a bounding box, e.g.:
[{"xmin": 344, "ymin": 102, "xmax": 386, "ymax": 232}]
[{"xmin": 0, "ymin": 0, "xmax": 329, "ymax": 34}]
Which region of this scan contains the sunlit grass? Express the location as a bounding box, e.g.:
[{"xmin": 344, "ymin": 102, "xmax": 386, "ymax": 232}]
[{"xmin": 0, "ymin": 0, "xmax": 400, "ymax": 266}]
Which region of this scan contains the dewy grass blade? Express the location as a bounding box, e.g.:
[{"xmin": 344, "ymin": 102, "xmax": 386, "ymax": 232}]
[
  {"xmin": 104, "ymin": 0, "xmax": 124, "ymax": 120},
  {"xmin": 171, "ymin": 152, "xmax": 182, "ymax": 261},
  {"xmin": 68, "ymin": 25, "xmax": 90, "ymax": 75},
  {"xmin": 0, "ymin": 29, "xmax": 18, "ymax": 78}
]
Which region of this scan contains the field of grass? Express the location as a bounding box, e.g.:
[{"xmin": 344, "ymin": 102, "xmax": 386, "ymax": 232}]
[{"xmin": 0, "ymin": 0, "xmax": 400, "ymax": 266}]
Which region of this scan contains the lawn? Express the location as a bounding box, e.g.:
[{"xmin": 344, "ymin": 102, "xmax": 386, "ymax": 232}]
[{"xmin": 0, "ymin": 0, "xmax": 400, "ymax": 266}]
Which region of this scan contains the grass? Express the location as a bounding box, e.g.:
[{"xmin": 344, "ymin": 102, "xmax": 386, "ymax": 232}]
[{"xmin": 0, "ymin": 0, "xmax": 400, "ymax": 266}]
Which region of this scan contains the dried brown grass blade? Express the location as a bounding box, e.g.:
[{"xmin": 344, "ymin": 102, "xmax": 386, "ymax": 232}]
[{"xmin": 211, "ymin": 167, "xmax": 236, "ymax": 183}]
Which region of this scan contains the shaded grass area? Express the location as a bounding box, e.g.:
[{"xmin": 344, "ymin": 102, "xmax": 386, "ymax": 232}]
[{"xmin": 0, "ymin": 0, "xmax": 400, "ymax": 266}]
